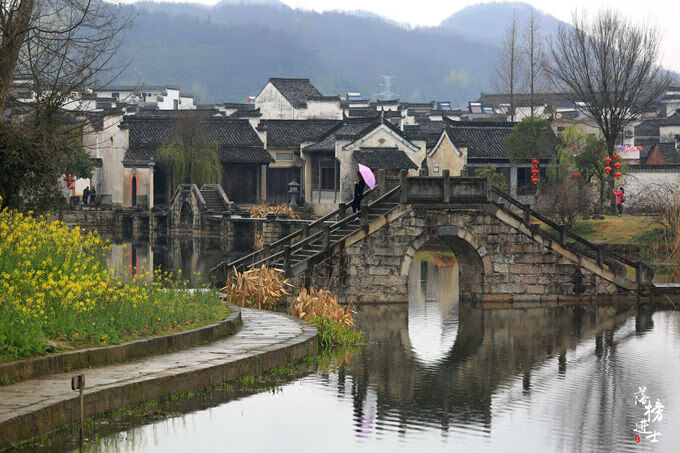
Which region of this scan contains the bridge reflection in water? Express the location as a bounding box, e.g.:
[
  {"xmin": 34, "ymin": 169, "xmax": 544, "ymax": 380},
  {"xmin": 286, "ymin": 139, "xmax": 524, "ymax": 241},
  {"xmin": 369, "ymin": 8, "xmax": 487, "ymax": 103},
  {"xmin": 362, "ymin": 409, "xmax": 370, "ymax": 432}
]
[{"xmin": 80, "ymin": 245, "xmax": 679, "ymax": 453}]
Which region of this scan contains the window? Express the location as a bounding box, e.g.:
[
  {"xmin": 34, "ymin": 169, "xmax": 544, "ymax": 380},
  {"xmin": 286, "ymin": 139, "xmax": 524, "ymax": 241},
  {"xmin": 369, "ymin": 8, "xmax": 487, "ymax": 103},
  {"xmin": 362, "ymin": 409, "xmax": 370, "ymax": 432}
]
[
  {"xmin": 276, "ymin": 152, "xmax": 293, "ymax": 161},
  {"xmin": 112, "ymin": 92, "xmax": 119, "ymax": 99},
  {"xmin": 173, "ymin": 99, "xmax": 178, "ymax": 110}
]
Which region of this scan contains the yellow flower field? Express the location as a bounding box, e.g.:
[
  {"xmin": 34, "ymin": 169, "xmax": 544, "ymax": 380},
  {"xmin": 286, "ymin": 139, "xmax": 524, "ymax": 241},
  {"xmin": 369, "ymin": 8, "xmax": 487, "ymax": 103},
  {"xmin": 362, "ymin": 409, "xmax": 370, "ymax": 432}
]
[{"xmin": 0, "ymin": 200, "xmax": 228, "ymax": 361}]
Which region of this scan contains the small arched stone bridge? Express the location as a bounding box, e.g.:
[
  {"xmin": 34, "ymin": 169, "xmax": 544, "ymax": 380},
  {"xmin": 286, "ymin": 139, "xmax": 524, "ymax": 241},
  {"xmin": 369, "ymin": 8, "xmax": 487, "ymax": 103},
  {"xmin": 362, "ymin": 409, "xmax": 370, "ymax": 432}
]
[{"xmin": 218, "ymin": 171, "xmax": 655, "ymax": 304}]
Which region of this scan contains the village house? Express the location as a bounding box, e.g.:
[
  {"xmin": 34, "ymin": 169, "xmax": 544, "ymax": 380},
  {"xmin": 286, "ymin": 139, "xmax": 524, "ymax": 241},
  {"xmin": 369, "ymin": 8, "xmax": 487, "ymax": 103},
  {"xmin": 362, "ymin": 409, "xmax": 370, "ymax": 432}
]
[
  {"xmin": 301, "ymin": 113, "xmax": 425, "ymax": 214},
  {"xmin": 94, "ymin": 85, "xmax": 195, "ymax": 111},
  {"xmin": 121, "ymin": 112, "xmax": 272, "ymax": 207},
  {"xmin": 427, "ymin": 118, "xmax": 559, "ymax": 205},
  {"xmin": 254, "ymin": 78, "xmax": 342, "ymax": 120},
  {"xmin": 257, "ymin": 119, "xmax": 342, "ymax": 204}
]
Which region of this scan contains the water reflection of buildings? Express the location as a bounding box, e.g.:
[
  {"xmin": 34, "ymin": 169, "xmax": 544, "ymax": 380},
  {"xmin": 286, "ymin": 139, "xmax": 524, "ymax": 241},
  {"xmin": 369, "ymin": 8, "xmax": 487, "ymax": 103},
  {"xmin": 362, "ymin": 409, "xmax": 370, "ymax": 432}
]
[
  {"xmin": 342, "ymin": 253, "xmax": 637, "ymax": 441},
  {"xmin": 105, "ymin": 236, "xmax": 243, "ymax": 285}
]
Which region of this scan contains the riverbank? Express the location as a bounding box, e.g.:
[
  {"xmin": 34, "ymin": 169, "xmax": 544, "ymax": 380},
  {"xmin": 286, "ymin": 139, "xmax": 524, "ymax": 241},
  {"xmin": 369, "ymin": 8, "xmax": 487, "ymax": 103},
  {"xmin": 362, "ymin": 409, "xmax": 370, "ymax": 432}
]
[
  {"xmin": 0, "ymin": 308, "xmax": 317, "ymax": 449},
  {"xmin": 0, "ymin": 204, "xmax": 229, "ymax": 362}
]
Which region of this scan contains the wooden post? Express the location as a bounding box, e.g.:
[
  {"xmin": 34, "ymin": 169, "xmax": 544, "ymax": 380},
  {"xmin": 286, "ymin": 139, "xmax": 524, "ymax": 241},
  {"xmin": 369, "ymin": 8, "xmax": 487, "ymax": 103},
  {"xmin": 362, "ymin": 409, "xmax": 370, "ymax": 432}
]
[
  {"xmin": 399, "ymin": 169, "xmax": 408, "ymax": 204},
  {"xmin": 596, "ymin": 249, "xmax": 603, "ymax": 267},
  {"xmin": 522, "ymin": 205, "xmax": 531, "ymax": 227},
  {"xmin": 442, "ymin": 169, "xmax": 450, "ymax": 203},
  {"xmin": 559, "ymin": 225, "xmax": 567, "ymax": 246}
]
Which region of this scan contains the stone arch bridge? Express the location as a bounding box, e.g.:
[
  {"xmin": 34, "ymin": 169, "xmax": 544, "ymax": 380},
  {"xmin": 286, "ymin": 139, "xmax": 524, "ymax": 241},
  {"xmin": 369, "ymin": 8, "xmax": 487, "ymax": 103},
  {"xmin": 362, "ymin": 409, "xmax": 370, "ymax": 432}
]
[{"xmin": 217, "ymin": 172, "xmax": 655, "ymax": 304}]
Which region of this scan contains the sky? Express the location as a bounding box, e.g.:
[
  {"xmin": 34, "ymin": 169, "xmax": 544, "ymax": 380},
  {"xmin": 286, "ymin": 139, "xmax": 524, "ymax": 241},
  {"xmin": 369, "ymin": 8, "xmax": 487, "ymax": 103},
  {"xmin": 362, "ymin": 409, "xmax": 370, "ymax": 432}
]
[{"xmin": 120, "ymin": 0, "xmax": 680, "ymax": 73}]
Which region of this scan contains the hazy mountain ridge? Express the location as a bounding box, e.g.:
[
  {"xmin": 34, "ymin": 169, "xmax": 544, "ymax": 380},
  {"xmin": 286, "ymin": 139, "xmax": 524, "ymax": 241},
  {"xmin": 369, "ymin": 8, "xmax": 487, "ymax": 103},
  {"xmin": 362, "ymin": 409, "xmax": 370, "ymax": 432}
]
[{"xmin": 115, "ymin": 1, "xmax": 561, "ymax": 104}]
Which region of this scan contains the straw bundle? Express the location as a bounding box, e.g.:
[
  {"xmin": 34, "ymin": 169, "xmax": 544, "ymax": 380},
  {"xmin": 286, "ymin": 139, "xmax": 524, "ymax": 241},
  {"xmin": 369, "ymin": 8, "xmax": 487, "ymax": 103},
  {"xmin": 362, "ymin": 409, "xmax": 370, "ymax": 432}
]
[
  {"xmin": 290, "ymin": 287, "xmax": 356, "ymax": 328},
  {"xmin": 248, "ymin": 203, "xmax": 299, "ymax": 219},
  {"xmin": 221, "ymin": 265, "xmax": 292, "ymax": 309}
]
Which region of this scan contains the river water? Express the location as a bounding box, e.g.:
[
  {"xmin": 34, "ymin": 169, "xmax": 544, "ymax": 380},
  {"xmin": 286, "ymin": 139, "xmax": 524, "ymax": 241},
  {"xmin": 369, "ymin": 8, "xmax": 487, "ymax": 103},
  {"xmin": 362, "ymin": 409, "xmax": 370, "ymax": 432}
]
[{"xmin": 76, "ymin": 241, "xmax": 680, "ymax": 453}]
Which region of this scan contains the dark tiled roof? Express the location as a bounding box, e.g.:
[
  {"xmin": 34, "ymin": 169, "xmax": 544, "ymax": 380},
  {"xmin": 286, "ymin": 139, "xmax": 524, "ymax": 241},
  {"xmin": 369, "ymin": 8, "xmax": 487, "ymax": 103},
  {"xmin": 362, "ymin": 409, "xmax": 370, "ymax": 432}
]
[
  {"xmin": 643, "ymin": 143, "xmax": 680, "ymax": 165},
  {"xmin": 354, "ymin": 148, "xmax": 417, "ymax": 170},
  {"xmin": 445, "ymin": 120, "xmax": 558, "ymax": 160},
  {"xmin": 123, "ymin": 116, "xmax": 271, "ymax": 165},
  {"xmin": 304, "ymin": 117, "xmax": 380, "ymax": 152},
  {"xmin": 227, "ymin": 108, "xmax": 261, "ymax": 118},
  {"xmin": 268, "ymin": 78, "xmax": 322, "ymax": 109},
  {"xmin": 661, "ymin": 111, "xmax": 680, "ymax": 126},
  {"xmin": 635, "ymin": 118, "xmax": 662, "ymax": 138},
  {"xmin": 404, "ymin": 121, "xmax": 446, "ymax": 149},
  {"xmin": 259, "ymin": 119, "xmax": 342, "ymax": 147},
  {"xmin": 478, "ymin": 92, "xmax": 576, "ymax": 110},
  {"xmin": 303, "ymin": 116, "xmax": 410, "ymax": 153}
]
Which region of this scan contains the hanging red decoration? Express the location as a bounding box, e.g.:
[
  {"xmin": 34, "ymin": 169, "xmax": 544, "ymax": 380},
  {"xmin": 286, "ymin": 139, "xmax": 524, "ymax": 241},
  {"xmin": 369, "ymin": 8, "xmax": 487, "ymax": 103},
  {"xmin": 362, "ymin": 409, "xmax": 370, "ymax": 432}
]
[
  {"xmin": 531, "ymin": 158, "xmax": 539, "ymax": 165},
  {"xmin": 613, "ymin": 162, "xmax": 621, "ymax": 169},
  {"xmin": 531, "ymin": 168, "xmax": 539, "ymax": 175},
  {"xmin": 614, "ymin": 172, "xmax": 622, "ymax": 177},
  {"xmin": 604, "ymin": 157, "xmax": 612, "ymax": 163},
  {"xmin": 572, "ymin": 173, "xmax": 581, "ymax": 179},
  {"xmin": 68, "ymin": 185, "xmax": 75, "ymax": 190},
  {"xmin": 637, "ymin": 146, "xmax": 643, "ymax": 151},
  {"xmin": 68, "ymin": 178, "xmax": 75, "ymax": 183},
  {"xmin": 604, "ymin": 166, "xmax": 612, "ymax": 172},
  {"xmin": 613, "ymin": 154, "xmax": 621, "ymax": 160}
]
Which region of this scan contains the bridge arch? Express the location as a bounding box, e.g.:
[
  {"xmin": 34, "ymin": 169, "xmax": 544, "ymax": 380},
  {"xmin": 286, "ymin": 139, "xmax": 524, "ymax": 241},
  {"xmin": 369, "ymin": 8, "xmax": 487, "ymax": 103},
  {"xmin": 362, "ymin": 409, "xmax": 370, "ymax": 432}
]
[{"xmin": 401, "ymin": 225, "xmax": 492, "ymax": 297}]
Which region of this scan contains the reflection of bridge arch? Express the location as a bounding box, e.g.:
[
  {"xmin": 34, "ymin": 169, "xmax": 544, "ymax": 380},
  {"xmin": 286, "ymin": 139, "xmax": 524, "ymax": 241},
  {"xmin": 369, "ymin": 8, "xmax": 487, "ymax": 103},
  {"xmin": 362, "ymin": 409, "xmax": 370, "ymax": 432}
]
[{"xmin": 401, "ymin": 225, "xmax": 493, "ymax": 296}]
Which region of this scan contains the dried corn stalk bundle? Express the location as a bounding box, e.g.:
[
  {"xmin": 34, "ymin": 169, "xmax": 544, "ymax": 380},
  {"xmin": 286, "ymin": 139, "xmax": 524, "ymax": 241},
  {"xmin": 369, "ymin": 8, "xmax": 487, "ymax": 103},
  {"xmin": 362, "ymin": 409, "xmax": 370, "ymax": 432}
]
[
  {"xmin": 248, "ymin": 203, "xmax": 299, "ymax": 219},
  {"xmin": 220, "ymin": 265, "xmax": 292, "ymax": 309},
  {"xmin": 291, "ymin": 287, "xmax": 356, "ymax": 328}
]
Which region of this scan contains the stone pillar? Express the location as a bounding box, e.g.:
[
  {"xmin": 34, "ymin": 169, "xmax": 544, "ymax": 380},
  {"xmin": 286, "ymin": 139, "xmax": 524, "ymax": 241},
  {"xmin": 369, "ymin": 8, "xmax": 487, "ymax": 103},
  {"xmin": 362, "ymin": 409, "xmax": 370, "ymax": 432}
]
[
  {"xmin": 510, "ymin": 166, "xmax": 518, "ymax": 197},
  {"xmin": 220, "ymin": 215, "xmax": 235, "ymax": 251},
  {"xmin": 262, "ymin": 218, "xmax": 283, "ymax": 245}
]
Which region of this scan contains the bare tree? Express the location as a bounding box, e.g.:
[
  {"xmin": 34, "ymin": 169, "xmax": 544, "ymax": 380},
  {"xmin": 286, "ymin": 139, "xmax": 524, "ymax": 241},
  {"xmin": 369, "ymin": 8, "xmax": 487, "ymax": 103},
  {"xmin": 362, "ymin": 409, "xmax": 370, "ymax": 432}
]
[
  {"xmin": 545, "ymin": 9, "xmax": 674, "ymax": 209},
  {"xmin": 0, "ymin": 0, "xmax": 130, "ymax": 114},
  {"xmin": 493, "ymin": 11, "xmax": 522, "ymax": 121},
  {"xmin": 522, "ymin": 9, "xmax": 546, "ymax": 116}
]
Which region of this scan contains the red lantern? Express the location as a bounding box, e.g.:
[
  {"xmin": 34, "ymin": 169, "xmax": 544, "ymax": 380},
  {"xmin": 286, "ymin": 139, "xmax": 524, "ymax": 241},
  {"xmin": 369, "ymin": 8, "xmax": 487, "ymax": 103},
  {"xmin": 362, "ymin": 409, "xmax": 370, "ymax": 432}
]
[
  {"xmin": 613, "ymin": 162, "xmax": 621, "ymax": 169},
  {"xmin": 604, "ymin": 157, "xmax": 612, "ymax": 163},
  {"xmin": 68, "ymin": 178, "xmax": 75, "ymax": 183},
  {"xmin": 604, "ymin": 166, "xmax": 612, "ymax": 172},
  {"xmin": 637, "ymin": 146, "xmax": 643, "ymax": 151},
  {"xmin": 614, "ymin": 172, "xmax": 622, "ymax": 177},
  {"xmin": 531, "ymin": 158, "xmax": 539, "ymax": 165},
  {"xmin": 613, "ymin": 154, "xmax": 621, "ymax": 160},
  {"xmin": 531, "ymin": 168, "xmax": 539, "ymax": 175},
  {"xmin": 68, "ymin": 185, "xmax": 75, "ymax": 190},
  {"xmin": 572, "ymin": 173, "xmax": 581, "ymax": 179}
]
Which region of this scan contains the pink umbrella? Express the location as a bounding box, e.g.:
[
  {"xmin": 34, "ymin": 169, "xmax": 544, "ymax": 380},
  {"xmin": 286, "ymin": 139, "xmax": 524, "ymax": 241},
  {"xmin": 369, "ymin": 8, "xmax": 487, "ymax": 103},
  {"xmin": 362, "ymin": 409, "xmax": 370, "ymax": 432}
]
[{"xmin": 358, "ymin": 164, "xmax": 376, "ymax": 190}]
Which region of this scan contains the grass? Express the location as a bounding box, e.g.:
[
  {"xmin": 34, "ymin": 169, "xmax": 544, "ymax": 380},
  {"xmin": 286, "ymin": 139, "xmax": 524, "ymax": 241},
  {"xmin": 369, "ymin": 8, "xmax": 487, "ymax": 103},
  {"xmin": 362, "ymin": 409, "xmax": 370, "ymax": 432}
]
[
  {"xmin": 568, "ymin": 215, "xmax": 658, "ymax": 244},
  {"xmin": 0, "ymin": 202, "xmax": 229, "ymax": 362}
]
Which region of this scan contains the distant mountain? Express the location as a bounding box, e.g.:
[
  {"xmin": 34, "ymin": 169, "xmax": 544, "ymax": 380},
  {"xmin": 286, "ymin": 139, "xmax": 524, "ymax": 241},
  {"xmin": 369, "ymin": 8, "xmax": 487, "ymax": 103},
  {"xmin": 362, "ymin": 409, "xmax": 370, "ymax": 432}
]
[
  {"xmin": 113, "ymin": 1, "xmax": 563, "ymax": 105},
  {"xmin": 438, "ymin": 2, "xmax": 563, "ymax": 45}
]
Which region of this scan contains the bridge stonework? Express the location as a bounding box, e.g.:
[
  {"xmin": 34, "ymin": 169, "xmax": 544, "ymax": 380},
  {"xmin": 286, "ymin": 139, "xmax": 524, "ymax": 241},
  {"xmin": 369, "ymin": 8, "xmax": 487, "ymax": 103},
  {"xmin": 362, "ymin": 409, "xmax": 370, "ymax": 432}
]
[{"xmin": 299, "ymin": 205, "xmax": 627, "ymax": 304}]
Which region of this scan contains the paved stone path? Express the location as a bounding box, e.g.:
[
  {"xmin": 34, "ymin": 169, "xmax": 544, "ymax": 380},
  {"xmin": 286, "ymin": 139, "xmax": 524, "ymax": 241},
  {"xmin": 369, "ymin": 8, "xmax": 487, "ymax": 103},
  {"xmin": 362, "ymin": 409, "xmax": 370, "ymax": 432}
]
[{"xmin": 0, "ymin": 308, "xmax": 317, "ymax": 446}]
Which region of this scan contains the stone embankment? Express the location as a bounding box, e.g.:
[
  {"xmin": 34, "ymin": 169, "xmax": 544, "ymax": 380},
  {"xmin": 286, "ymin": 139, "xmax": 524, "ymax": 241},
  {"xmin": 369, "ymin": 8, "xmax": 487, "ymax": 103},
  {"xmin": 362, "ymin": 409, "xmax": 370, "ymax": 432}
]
[{"xmin": 0, "ymin": 308, "xmax": 317, "ymax": 449}]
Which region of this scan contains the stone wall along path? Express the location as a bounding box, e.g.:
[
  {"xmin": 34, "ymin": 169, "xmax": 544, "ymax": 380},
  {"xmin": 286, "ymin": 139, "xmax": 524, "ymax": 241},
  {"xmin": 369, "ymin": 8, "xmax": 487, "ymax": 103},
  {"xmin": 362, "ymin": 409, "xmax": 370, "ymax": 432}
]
[{"xmin": 0, "ymin": 308, "xmax": 318, "ymax": 449}]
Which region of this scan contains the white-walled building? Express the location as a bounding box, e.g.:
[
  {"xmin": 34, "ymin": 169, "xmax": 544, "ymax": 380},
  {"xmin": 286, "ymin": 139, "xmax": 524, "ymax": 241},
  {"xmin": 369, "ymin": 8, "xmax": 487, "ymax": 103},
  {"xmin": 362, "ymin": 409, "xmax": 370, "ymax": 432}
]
[
  {"xmin": 94, "ymin": 85, "xmax": 195, "ymax": 111},
  {"xmin": 255, "ymin": 78, "xmax": 342, "ymax": 120}
]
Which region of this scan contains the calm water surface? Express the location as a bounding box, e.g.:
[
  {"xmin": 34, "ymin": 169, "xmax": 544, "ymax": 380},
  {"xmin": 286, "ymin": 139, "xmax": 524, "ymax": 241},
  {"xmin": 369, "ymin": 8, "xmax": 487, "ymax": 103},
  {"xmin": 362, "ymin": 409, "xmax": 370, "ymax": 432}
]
[{"xmin": 85, "ymin": 245, "xmax": 680, "ymax": 453}]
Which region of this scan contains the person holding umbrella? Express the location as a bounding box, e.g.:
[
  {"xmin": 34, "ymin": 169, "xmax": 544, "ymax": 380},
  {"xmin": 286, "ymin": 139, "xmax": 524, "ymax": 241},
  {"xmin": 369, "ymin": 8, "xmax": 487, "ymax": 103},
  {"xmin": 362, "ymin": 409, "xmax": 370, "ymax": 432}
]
[{"xmin": 352, "ymin": 164, "xmax": 376, "ymax": 213}]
